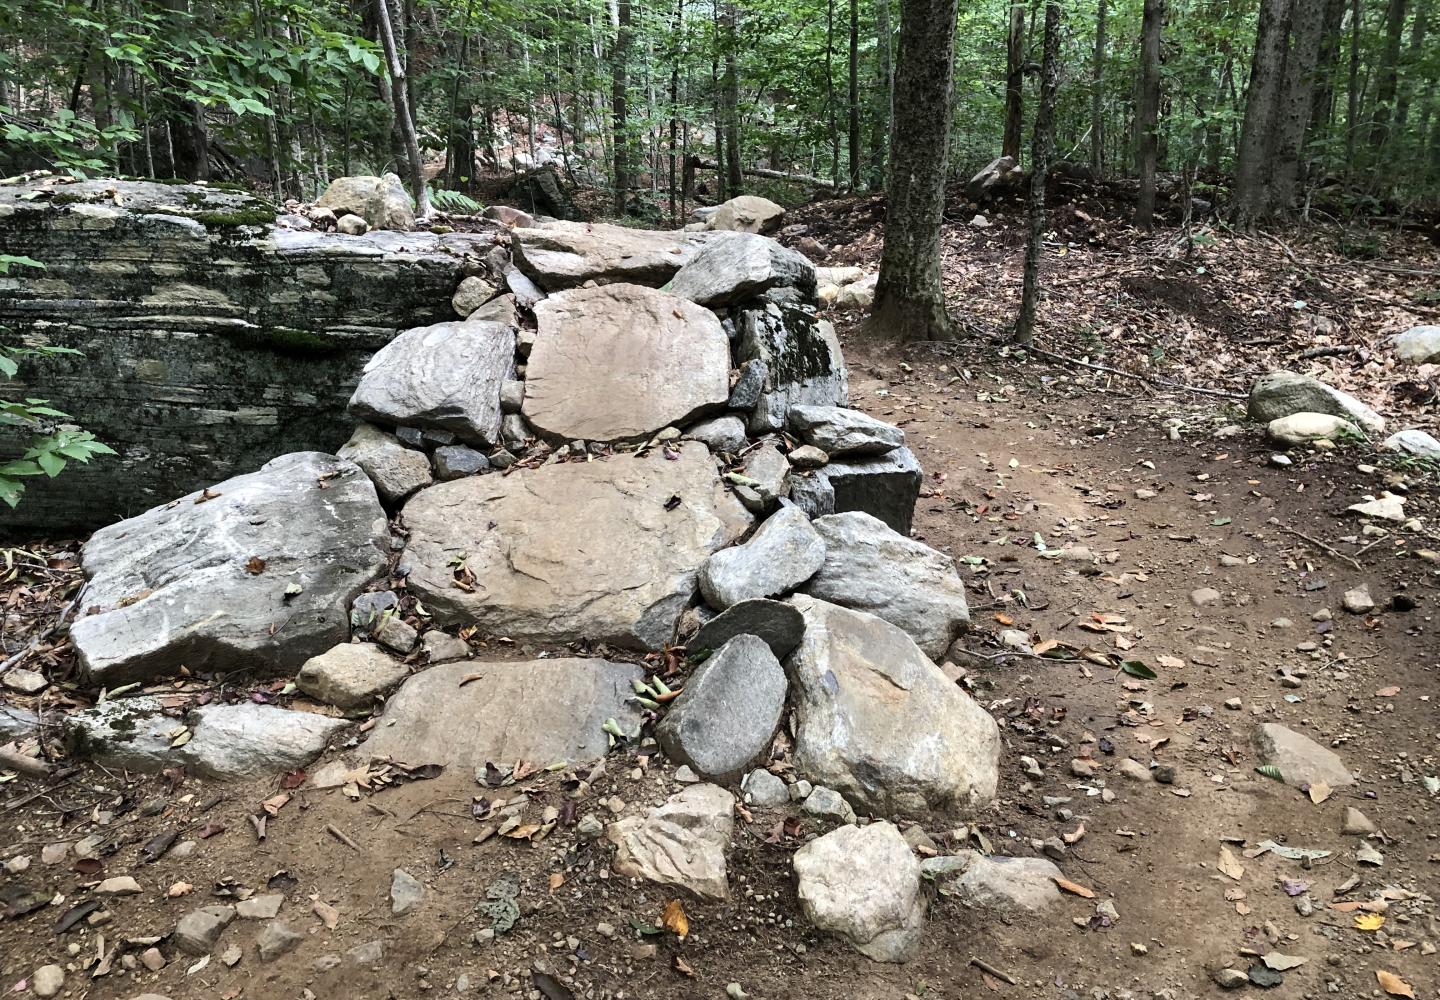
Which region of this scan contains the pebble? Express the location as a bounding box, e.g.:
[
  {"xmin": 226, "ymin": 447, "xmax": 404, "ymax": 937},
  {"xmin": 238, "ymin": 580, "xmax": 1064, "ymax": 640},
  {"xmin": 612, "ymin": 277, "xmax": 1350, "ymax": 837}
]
[
  {"xmin": 1223, "ymin": 698, "xmax": 1242, "ymax": 710},
  {"xmin": 576, "ymin": 814, "xmax": 604, "ymax": 839},
  {"xmin": 1070, "ymin": 758, "xmax": 1097, "ymax": 777},
  {"xmin": 1341, "ymin": 806, "xmax": 1377, "ymax": 835},
  {"xmin": 97, "ymin": 875, "xmax": 142, "ymax": 896},
  {"xmin": 256, "ymin": 921, "xmax": 304, "ymax": 962},
  {"xmin": 30, "ymin": 965, "xmax": 64, "ymax": 998},
  {"xmin": 1341, "ymin": 586, "xmax": 1374, "ymax": 614},
  {"xmin": 1213, "ymin": 967, "xmax": 1248, "ymax": 989},
  {"xmin": 40, "ymin": 842, "xmax": 68, "ymax": 865},
  {"xmin": 1118, "ymin": 759, "xmax": 1152, "ymax": 782},
  {"xmin": 391, "ymin": 868, "xmax": 425, "ymax": 914},
  {"xmin": 140, "ymin": 947, "xmax": 166, "ymax": 971},
  {"xmin": 1189, "ymin": 587, "xmax": 1222, "ymax": 607}
]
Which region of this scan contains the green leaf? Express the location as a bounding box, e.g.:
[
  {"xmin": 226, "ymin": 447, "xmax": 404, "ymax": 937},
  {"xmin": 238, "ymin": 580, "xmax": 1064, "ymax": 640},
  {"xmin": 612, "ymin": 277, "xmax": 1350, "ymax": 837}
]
[
  {"xmin": 1120, "ymin": 659, "xmax": 1157, "ymax": 679},
  {"xmin": 0, "ymin": 460, "xmax": 44, "ymax": 477},
  {"xmin": 1255, "ymin": 765, "xmax": 1285, "ymax": 782},
  {"xmin": 0, "ymin": 355, "xmax": 17, "ymax": 378},
  {"xmin": 35, "ymin": 450, "xmax": 66, "ymax": 477}
]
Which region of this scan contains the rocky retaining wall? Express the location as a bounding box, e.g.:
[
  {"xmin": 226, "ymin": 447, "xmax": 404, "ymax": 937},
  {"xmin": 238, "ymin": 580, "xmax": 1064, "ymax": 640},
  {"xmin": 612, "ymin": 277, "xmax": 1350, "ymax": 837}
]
[{"xmin": 0, "ymin": 178, "xmax": 498, "ymax": 534}]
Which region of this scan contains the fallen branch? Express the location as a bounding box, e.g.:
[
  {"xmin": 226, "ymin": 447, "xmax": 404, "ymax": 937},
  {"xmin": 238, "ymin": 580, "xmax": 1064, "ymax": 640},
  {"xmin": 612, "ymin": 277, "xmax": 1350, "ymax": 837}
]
[
  {"xmin": 1024, "ymin": 345, "xmax": 1247, "ymax": 400},
  {"xmin": 325, "ymin": 823, "xmax": 360, "ymax": 851},
  {"xmin": 0, "ymin": 748, "xmax": 55, "ymax": 781},
  {"xmin": 970, "ymin": 957, "xmax": 1017, "ymax": 985},
  {"xmin": 691, "ymin": 157, "xmax": 836, "ymax": 189},
  {"xmin": 1280, "ymin": 526, "xmax": 1362, "ymax": 571}
]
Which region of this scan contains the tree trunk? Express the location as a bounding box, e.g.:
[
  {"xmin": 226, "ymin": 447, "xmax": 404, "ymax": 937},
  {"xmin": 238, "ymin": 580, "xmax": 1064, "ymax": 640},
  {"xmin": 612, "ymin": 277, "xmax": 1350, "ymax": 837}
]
[
  {"xmin": 611, "ymin": 0, "xmax": 634, "ymax": 214},
  {"xmin": 826, "ymin": 0, "xmax": 839, "ymax": 185},
  {"xmin": 375, "ymin": 0, "xmax": 431, "ymax": 219},
  {"xmin": 1002, "ymin": 3, "xmax": 1025, "ymax": 161},
  {"xmin": 1091, "ymin": 0, "xmax": 1107, "ymax": 173},
  {"xmin": 1233, "ymin": 0, "xmax": 1290, "ymax": 223},
  {"xmin": 1370, "ymin": 0, "xmax": 1406, "ymax": 148},
  {"xmin": 1271, "ymin": 0, "xmax": 1327, "ymax": 210},
  {"xmin": 867, "ymin": 0, "xmax": 960, "ymax": 343},
  {"xmin": 1135, "ymin": 0, "xmax": 1163, "ymax": 228},
  {"xmin": 848, "ymin": 0, "xmax": 860, "ymax": 188},
  {"xmin": 869, "ymin": 0, "xmax": 894, "ymax": 186},
  {"xmin": 1310, "ymin": 0, "xmax": 1345, "ymax": 138},
  {"xmin": 1346, "ymin": 0, "xmax": 1361, "ymax": 166},
  {"xmin": 722, "ymin": 6, "xmax": 743, "ymax": 193},
  {"xmin": 1014, "ymin": 0, "xmax": 1062, "ymax": 344},
  {"xmin": 1395, "ymin": 0, "xmax": 1428, "ymax": 126},
  {"xmin": 669, "ymin": 0, "xmax": 684, "ymax": 224},
  {"xmin": 159, "ymin": 0, "xmax": 209, "ymax": 180}
]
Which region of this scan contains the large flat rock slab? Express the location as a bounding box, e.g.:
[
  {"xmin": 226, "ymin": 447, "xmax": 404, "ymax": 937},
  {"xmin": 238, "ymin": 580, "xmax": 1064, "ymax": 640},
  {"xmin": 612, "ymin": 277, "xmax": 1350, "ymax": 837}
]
[
  {"xmin": 523, "ymin": 284, "xmax": 730, "ymax": 442},
  {"xmin": 786, "ymin": 596, "xmax": 1000, "ymax": 818},
  {"xmin": 364, "ymin": 658, "xmax": 644, "ymax": 769},
  {"xmin": 512, "ymin": 221, "xmax": 713, "ymax": 290},
  {"xmin": 400, "ymin": 442, "xmax": 750, "ymax": 648},
  {"xmin": 69, "ymin": 452, "xmax": 390, "ymax": 687}
]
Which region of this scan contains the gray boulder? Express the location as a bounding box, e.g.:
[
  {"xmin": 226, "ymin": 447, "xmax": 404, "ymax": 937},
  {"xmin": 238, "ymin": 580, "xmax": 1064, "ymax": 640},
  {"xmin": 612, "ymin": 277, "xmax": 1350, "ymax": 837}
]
[
  {"xmin": 512, "ymin": 221, "xmax": 713, "ymax": 290},
  {"xmin": 706, "ymin": 195, "xmax": 785, "ymax": 235},
  {"xmin": 727, "ymin": 359, "xmax": 768, "ymax": 410},
  {"xmin": 741, "ymin": 768, "xmax": 790, "ymax": 806},
  {"xmin": 607, "ymin": 784, "xmax": 735, "ymax": 900},
  {"xmin": 734, "ymin": 441, "xmax": 790, "ymax": 513},
  {"xmin": 401, "ymin": 442, "xmax": 749, "ymax": 649},
  {"xmin": 791, "ymin": 446, "xmax": 922, "ymax": 534},
  {"xmin": 432, "ymin": 444, "xmax": 490, "ymax": 480},
  {"xmin": 656, "ymin": 634, "xmax": 787, "ymax": 782},
  {"xmin": 691, "ymin": 598, "xmax": 806, "ymax": 659},
  {"xmin": 451, "ymin": 276, "xmax": 497, "ymax": 318},
  {"xmin": 315, "ymin": 174, "xmax": 414, "ymax": 231},
  {"xmin": 698, "ymin": 506, "xmax": 826, "ymax": 609},
  {"xmin": 523, "ymin": 284, "xmax": 730, "ymax": 443},
  {"xmin": 471, "ymin": 293, "xmax": 518, "ymax": 328},
  {"xmin": 65, "ymin": 698, "xmax": 348, "ymax": 779},
  {"xmin": 793, "ymin": 822, "xmax": 924, "ymax": 963},
  {"xmin": 1388, "ymin": 325, "xmax": 1440, "ymax": 364},
  {"xmin": 1382, "ymin": 428, "xmax": 1440, "ymax": 460},
  {"xmin": 922, "ymin": 852, "xmax": 1063, "ymax": 912},
  {"xmin": 1267, "ymin": 412, "xmax": 1359, "ymax": 446},
  {"xmin": 785, "ymin": 596, "xmax": 1000, "ymax": 817},
  {"xmin": 364, "ymin": 658, "xmax": 644, "ymax": 769},
  {"xmin": 788, "ymin": 405, "xmax": 905, "ymax": 457},
  {"xmin": 737, "ymin": 306, "xmax": 848, "ymax": 434},
  {"xmin": 69, "ymin": 452, "xmax": 389, "ymax": 687},
  {"xmin": 349, "ymin": 320, "xmax": 514, "ymax": 447},
  {"xmin": 296, "ymin": 642, "xmax": 410, "ymax": 710},
  {"xmin": 1246, "ymin": 371, "xmax": 1385, "ymax": 435},
  {"xmin": 668, "ymin": 232, "xmax": 815, "ymax": 307},
  {"xmin": 336, "ymin": 423, "xmax": 433, "ymax": 504},
  {"xmin": 687, "ymin": 415, "xmax": 748, "ymax": 455},
  {"xmin": 803, "ymin": 512, "xmax": 970, "ymax": 659}
]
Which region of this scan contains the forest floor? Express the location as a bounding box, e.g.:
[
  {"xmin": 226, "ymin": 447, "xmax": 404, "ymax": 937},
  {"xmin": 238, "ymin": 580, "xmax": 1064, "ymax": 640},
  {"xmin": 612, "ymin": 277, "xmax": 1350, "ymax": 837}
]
[{"xmin": 2, "ymin": 195, "xmax": 1440, "ymax": 1000}]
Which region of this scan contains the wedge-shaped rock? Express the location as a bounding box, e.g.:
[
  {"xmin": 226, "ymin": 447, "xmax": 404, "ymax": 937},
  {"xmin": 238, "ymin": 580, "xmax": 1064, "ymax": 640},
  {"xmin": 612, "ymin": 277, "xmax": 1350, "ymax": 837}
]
[
  {"xmin": 364, "ymin": 659, "xmax": 643, "ymax": 769},
  {"xmin": 523, "ymin": 284, "xmax": 730, "ymax": 442},
  {"xmin": 512, "ymin": 221, "xmax": 712, "ymax": 290},
  {"xmin": 698, "ymin": 506, "xmax": 826, "ymax": 609},
  {"xmin": 737, "ymin": 305, "xmax": 849, "ymax": 433},
  {"xmin": 691, "ymin": 598, "xmax": 806, "ymax": 659},
  {"xmin": 789, "ymin": 405, "xmax": 905, "ymax": 457},
  {"xmin": 1246, "ymin": 370, "xmax": 1385, "ymax": 434},
  {"xmin": 786, "ymin": 596, "xmax": 1000, "ymax": 817},
  {"xmin": 706, "ymin": 195, "xmax": 785, "ymax": 234},
  {"xmin": 349, "ymin": 320, "xmax": 514, "ymax": 446},
  {"xmin": 296, "ymin": 643, "xmax": 410, "ymax": 710},
  {"xmin": 921, "ymin": 852, "xmax": 1062, "ymax": 912},
  {"xmin": 403, "ymin": 442, "xmax": 748, "ymax": 648},
  {"xmin": 337, "ymin": 423, "xmax": 433, "ymax": 504},
  {"xmin": 1254, "ymin": 723, "xmax": 1354, "ymax": 788},
  {"xmin": 608, "ymin": 784, "xmax": 735, "ymax": 900},
  {"xmin": 803, "ymin": 512, "xmax": 970, "ymax": 659},
  {"xmin": 790, "ymin": 446, "xmax": 923, "ymax": 534},
  {"xmin": 793, "ymin": 822, "xmax": 924, "ymax": 963},
  {"xmin": 70, "ymin": 453, "xmax": 389, "ymax": 686},
  {"xmin": 656, "ymin": 635, "xmax": 787, "ymax": 781},
  {"xmin": 669, "ymin": 232, "xmax": 815, "ymax": 307},
  {"xmin": 65, "ymin": 698, "xmax": 348, "ymax": 779}
]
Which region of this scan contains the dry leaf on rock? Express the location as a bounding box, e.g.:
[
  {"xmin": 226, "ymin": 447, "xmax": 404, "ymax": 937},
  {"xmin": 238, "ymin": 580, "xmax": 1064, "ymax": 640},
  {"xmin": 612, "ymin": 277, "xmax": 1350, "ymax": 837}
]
[
  {"xmin": 1052, "ymin": 876, "xmax": 1095, "ymax": 899},
  {"xmin": 1376, "ymin": 970, "xmax": 1415, "ymax": 998},
  {"xmin": 661, "ymin": 898, "xmax": 689, "ymax": 939},
  {"xmin": 1217, "ymin": 846, "xmax": 1245, "ymax": 881}
]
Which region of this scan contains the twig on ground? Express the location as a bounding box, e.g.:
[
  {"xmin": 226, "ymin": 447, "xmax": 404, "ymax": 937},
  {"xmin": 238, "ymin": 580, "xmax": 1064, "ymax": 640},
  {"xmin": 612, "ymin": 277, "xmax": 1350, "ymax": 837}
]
[
  {"xmin": 0, "ymin": 748, "xmax": 55, "ymax": 781},
  {"xmin": 970, "ymin": 957, "xmax": 1017, "ymax": 985},
  {"xmin": 326, "ymin": 823, "xmax": 361, "ymax": 851},
  {"xmin": 1280, "ymin": 526, "xmax": 1362, "ymax": 571},
  {"xmin": 1024, "ymin": 345, "xmax": 1247, "ymax": 400}
]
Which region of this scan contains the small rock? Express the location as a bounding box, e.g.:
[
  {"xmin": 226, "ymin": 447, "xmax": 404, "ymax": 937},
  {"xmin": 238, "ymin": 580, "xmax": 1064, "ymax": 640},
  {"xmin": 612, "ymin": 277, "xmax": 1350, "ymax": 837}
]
[
  {"xmin": 1118, "ymin": 758, "xmax": 1151, "ymax": 782},
  {"xmin": 793, "ymin": 822, "xmax": 924, "ymax": 962},
  {"xmin": 2, "ymin": 667, "xmax": 48, "ymax": 694},
  {"xmin": 1224, "ymin": 697, "xmax": 1243, "ymax": 710},
  {"xmin": 40, "ymin": 842, "xmax": 68, "ymax": 865},
  {"xmin": 801, "ymin": 785, "xmax": 857, "ymax": 824},
  {"xmin": 433, "ymin": 444, "xmax": 490, "ymax": 480},
  {"xmin": 174, "ymin": 904, "xmax": 237, "ymax": 955},
  {"xmin": 30, "ymin": 965, "xmax": 64, "ymax": 998},
  {"xmin": 1341, "ymin": 806, "xmax": 1376, "ymax": 835},
  {"xmin": 788, "ymin": 445, "xmax": 829, "ymax": 468},
  {"xmin": 256, "ymin": 921, "xmax": 304, "ymax": 962},
  {"xmin": 391, "ymin": 868, "xmax": 425, "ymax": 914},
  {"xmin": 236, "ymin": 894, "xmax": 284, "ymax": 919},
  {"xmin": 1190, "ymin": 587, "xmax": 1222, "ymax": 607},
  {"xmin": 220, "ymin": 944, "xmax": 243, "ymax": 967},
  {"xmin": 1213, "ymin": 967, "xmax": 1248, "ymax": 989},
  {"xmin": 140, "ymin": 947, "xmax": 166, "ymax": 971},
  {"xmin": 1341, "ymin": 586, "xmax": 1375, "ymax": 614},
  {"xmin": 375, "ymin": 615, "xmax": 418, "ymax": 654},
  {"xmin": 96, "ymin": 875, "xmax": 142, "ymax": 896},
  {"xmin": 742, "ymin": 769, "xmax": 790, "ymax": 807}
]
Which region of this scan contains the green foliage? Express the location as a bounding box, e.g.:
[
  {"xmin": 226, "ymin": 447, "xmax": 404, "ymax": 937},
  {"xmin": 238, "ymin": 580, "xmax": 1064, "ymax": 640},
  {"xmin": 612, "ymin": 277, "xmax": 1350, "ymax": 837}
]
[
  {"xmin": 428, "ymin": 186, "xmax": 484, "ymax": 214},
  {"xmin": 0, "ymin": 259, "xmax": 116, "ymax": 508}
]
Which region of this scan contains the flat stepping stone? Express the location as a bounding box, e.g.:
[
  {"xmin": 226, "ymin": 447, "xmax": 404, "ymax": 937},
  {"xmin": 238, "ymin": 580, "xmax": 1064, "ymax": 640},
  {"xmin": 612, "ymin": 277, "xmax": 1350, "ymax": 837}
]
[
  {"xmin": 512, "ymin": 221, "xmax": 713, "ymax": 290},
  {"xmin": 692, "ymin": 599, "xmax": 806, "ymax": 659},
  {"xmin": 363, "ymin": 658, "xmax": 644, "ymax": 770},
  {"xmin": 1254, "ymin": 723, "xmax": 1355, "ymax": 788},
  {"xmin": 69, "ymin": 452, "xmax": 389, "ymax": 687},
  {"xmin": 401, "ymin": 442, "xmax": 749, "ymax": 648},
  {"xmin": 523, "ymin": 284, "xmax": 730, "ymax": 442}
]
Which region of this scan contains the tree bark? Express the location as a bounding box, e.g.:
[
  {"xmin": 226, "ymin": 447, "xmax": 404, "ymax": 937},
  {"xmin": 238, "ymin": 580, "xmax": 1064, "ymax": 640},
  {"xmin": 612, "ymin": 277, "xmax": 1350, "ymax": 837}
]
[
  {"xmin": 1346, "ymin": 0, "xmax": 1361, "ymax": 166},
  {"xmin": 826, "ymin": 0, "xmax": 839, "ymax": 185},
  {"xmin": 1395, "ymin": 0, "xmax": 1428, "ymax": 126},
  {"xmin": 1370, "ymin": 0, "xmax": 1407, "ymax": 149},
  {"xmin": 1271, "ymin": 0, "xmax": 1327, "ymax": 210},
  {"xmin": 848, "ymin": 0, "xmax": 860, "ymax": 187},
  {"xmin": 721, "ymin": 5, "xmax": 743, "ymax": 193},
  {"xmin": 375, "ymin": 0, "xmax": 431, "ymax": 218},
  {"xmin": 1091, "ymin": 0, "xmax": 1107, "ymax": 174},
  {"xmin": 1002, "ymin": 3, "xmax": 1025, "ymax": 161},
  {"xmin": 158, "ymin": 0, "xmax": 209, "ymax": 180},
  {"xmin": 1014, "ymin": 0, "xmax": 1061, "ymax": 344},
  {"xmin": 1233, "ymin": 0, "xmax": 1290, "ymax": 223},
  {"xmin": 1135, "ymin": 0, "xmax": 1163, "ymax": 228},
  {"xmin": 867, "ymin": 0, "xmax": 960, "ymax": 343},
  {"xmin": 611, "ymin": 0, "xmax": 634, "ymax": 214},
  {"xmin": 869, "ymin": 0, "xmax": 894, "ymax": 186}
]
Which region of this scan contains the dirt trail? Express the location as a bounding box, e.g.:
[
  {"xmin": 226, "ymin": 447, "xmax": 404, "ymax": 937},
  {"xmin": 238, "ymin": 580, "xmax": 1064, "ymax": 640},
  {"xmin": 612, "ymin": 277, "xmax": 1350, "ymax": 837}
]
[{"xmin": 2, "ymin": 339, "xmax": 1437, "ymax": 1000}]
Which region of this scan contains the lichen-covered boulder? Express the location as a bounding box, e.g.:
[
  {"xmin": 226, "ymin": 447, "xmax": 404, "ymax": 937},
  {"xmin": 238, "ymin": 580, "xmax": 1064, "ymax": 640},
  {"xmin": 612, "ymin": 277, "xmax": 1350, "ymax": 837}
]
[
  {"xmin": 668, "ymin": 232, "xmax": 814, "ymax": 307},
  {"xmin": 69, "ymin": 452, "xmax": 390, "ymax": 686},
  {"xmin": 1246, "ymin": 371, "xmax": 1385, "ymax": 435},
  {"xmin": 706, "ymin": 195, "xmax": 786, "ymax": 235},
  {"xmin": 315, "ymin": 174, "xmax": 415, "ymax": 231}
]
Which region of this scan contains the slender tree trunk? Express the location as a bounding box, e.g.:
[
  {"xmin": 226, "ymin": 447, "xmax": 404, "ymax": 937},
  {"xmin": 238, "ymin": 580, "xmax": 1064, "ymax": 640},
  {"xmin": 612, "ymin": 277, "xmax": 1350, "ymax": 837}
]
[
  {"xmin": 1233, "ymin": 0, "xmax": 1290, "ymax": 223},
  {"xmin": 867, "ymin": 0, "xmax": 961, "ymax": 343},
  {"xmin": 159, "ymin": 0, "xmax": 209, "ymax": 180},
  {"xmin": 1014, "ymin": 0, "xmax": 1062, "ymax": 344},
  {"xmin": 848, "ymin": 0, "xmax": 860, "ymax": 188},
  {"xmin": 869, "ymin": 0, "xmax": 894, "ymax": 185},
  {"xmin": 669, "ymin": 0, "xmax": 683, "ymax": 224},
  {"xmin": 1310, "ymin": 0, "xmax": 1345, "ymax": 139},
  {"xmin": 826, "ymin": 0, "xmax": 839, "ymax": 185},
  {"xmin": 611, "ymin": 0, "xmax": 633, "ymax": 214},
  {"xmin": 375, "ymin": 0, "xmax": 431, "ymax": 219},
  {"xmin": 1091, "ymin": 0, "xmax": 1107, "ymax": 173},
  {"xmin": 1271, "ymin": 0, "xmax": 1327, "ymax": 210},
  {"xmin": 721, "ymin": 6, "xmax": 743, "ymax": 193},
  {"xmin": 1370, "ymin": 0, "xmax": 1407, "ymax": 149},
  {"xmin": 1002, "ymin": 3, "xmax": 1025, "ymax": 161},
  {"xmin": 1346, "ymin": 0, "xmax": 1361, "ymax": 166},
  {"xmin": 1395, "ymin": 0, "xmax": 1428, "ymax": 125},
  {"xmin": 1135, "ymin": 0, "xmax": 1163, "ymax": 228}
]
